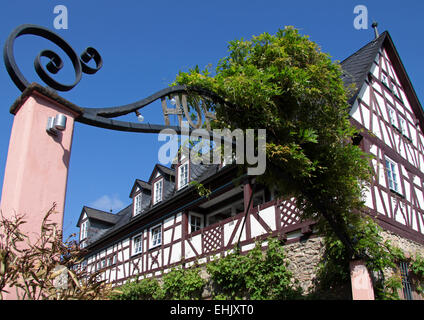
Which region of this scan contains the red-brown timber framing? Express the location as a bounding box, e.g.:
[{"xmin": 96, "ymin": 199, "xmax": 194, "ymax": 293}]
[
  {"xmin": 78, "ymin": 31, "xmax": 424, "ymax": 291},
  {"xmin": 80, "ymin": 165, "xmax": 317, "ymax": 285},
  {"xmin": 347, "ymin": 37, "xmax": 424, "ymax": 244},
  {"xmin": 84, "ymin": 198, "xmax": 316, "ymax": 286}
]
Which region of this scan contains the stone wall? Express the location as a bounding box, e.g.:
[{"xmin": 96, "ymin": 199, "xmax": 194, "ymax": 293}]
[
  {"xmin": 380, "ymin": 230, "xmax": 424, "ymax": 258},
  {"xmin": 181, "ymin": 230, "xmax": 424, "ymax": 299},
  {"xmin": 380, "ymin": 230, "xmax": 424, "ymax": 300},
  {"xmin": 283, "ymin": 236, "xmax": 325, "ymax": 294}
]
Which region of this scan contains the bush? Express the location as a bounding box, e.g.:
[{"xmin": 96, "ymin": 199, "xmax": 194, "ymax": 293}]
[
  {"xmin": 162, "ymin": 266, "xmax": 206, "ymax": 300},
  {"xmin": 207, "ymin": 237, "xmax": 303, "ymax": 300},
  {"xmin": 110, "ymin": 266, "xmax": 206, "ymax": 300},
  {"xmin": 110, "ymin": 277, "xmax": 163, "ymax": 300}
]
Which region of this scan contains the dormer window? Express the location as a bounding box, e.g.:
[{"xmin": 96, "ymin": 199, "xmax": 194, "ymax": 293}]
[
  {"xmin": 80, "ymin": 220, "xmax": 88, "ymax": 241},
  {"xmin": 133, "ymin": 193, "xmax": 142, "ymax": 216},
  {"xmin": 178, "ymin": 162, "xmax": 189, "ymax": 189},
  {"xmin": 154, "ymin": 179, "xmax": 163, "ymax": 204}
]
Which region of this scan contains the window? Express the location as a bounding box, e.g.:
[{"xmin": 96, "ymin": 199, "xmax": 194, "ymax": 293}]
[
  {"xmin": 97, "ymin": 260, "xmax": 104, "ymax": 271},
  {"xmin": 134, "ymin": 193, "xmax": 142, "ymax": 216},
  {"xmin": 398, "ymin": 117, "xmax": 408, "ymax": 137},
  {"xmin": 388, "ymin": 106, "xmax": 398, "ymax": 128},
  {"xmin": 189, "ymin": 213, "xmax": 203, "ymax": 233},
  {"xmin": 150, "ymin": 225, "xmax": 162, "ymax": 248},
  {"xmin": 107, "ymin": 255, "xmax": 116, "ymax": 267},
  {"xmin": 132, "ymin": 233, "xmax": 143, "ymax": 255},
  {"xmin": 399, "ymin": 262, "xmax": 413, "ymax": 300},
  {"xmin": 178, "ymin": 162, "xmax": 189, "ymax": 189},
  {"xmin": 154, "ymin": 179, "xmax": 163, "ymax": 204},
  {"xmin": 381, "ymin": 73, "xmax": 389, "ymax": 88},
  {"xmin": 385, "ymin": 157, "xmax": 400, "ymax": 194},
  {"xmin": 80, "ymin": 220, "xmax": 88, "ymax": 241},
  {"xmin": 391, "ymin": 82, "xmax": 401, "ymax": 99}
]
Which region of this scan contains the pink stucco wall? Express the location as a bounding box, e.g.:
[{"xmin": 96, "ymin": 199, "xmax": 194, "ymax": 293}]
[
  {"xmin": 350, "ymin": 260, "xmax": 375, "ymax": 300},
  {"xmin": 0, "ymin": 92, "xmax": 76, "ymax": 299}
]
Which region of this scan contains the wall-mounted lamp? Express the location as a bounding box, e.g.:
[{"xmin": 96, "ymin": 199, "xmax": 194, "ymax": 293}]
[
  {"xmin": 46, "ymin": 113, "xmax": 67, "ymax": 135},
  {"xmin": 135, "ymin": 110, "xmax": 144, "ymax": 122}
]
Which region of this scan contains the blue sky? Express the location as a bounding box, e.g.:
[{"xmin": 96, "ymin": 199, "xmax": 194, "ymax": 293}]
[{"xmin": 0, "ymin": 1, "xmax": 423, "ymax": 241}]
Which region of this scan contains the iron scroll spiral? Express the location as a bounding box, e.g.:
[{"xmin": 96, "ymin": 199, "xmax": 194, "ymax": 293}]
[
  {"xmin": 3, "ymin": 24, "xmax": 102, "ymax": 92},
  {"xmin": 3, "ymin": 24, "xmax": 227, "ymax": 136}
]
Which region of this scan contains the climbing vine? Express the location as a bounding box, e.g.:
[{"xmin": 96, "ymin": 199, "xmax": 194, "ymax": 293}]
[
  {"xmin": 110, "ymin": 237, "xmax": 302, "ymax": 300},
  {"xmin": 171, "ymin": 26, "xmax": 424, "ymax": 299},
  {"xmin": 314, "ymin": 216, "xmax": 424, "ymax": 299}
]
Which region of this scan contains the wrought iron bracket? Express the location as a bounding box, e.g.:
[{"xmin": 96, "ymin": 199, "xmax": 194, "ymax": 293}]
[{"xmin": 3, "ymin": 24, "xmax": 229, "ymax": 137}]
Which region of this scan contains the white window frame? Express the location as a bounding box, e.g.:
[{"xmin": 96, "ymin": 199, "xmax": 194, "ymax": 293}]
[
  {"xmin": 131, "ymin": 233, "xmax": 143, "ymax": 256},
  {"xmin": 398, "ymin": 116, "xmax": 408, "ymax": 137},
  {"xmin": 385, "ymin": 156, "xmax": 401, "ymax": 194},
  {"xmin": 391, "ymin": 82, "xmax": 401, "ymax": 99},
  {"xmin": 150, "ymin": 224, "xmax": 162, "ymax": 249},
  {"xmin": 178, "ymin": 162, "xmax": 189, "ymax": 190},
  {"xmin": 133, "ymin": 192, "xmax": 142, "ymax": 216},
  {"xmin": 107, "ymin": 255, "xmax": 116, "ymax": 267},
  {"xmin": 153, "ymin": 179, "xmax": 163, "ymax": 204},
  {"xmin": 387, "ymin": 105, "xmax": 398, "ymax": 128},
  {"xmin": 80, "ymin": 220, "xmax": 88, "ymax": 241},
  {"xmin": 189, "ymin": 212, "xmax": 204, "ymax": 233},
  {"xmin": 381, "ymin": 73, "xmax": 389, "ymax": 88}
]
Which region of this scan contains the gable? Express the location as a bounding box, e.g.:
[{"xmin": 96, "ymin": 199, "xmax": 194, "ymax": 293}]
[
  {"xmin": 341, "ymin": 32, "xmax": 386, "ymax": 105},
  {"xmin": 129, "ymin": 179, "xmax": 151, "ymax": 198},
  {"xmin": 76, "ymin": 209, "xmax": 88, "ymax": 227},
  {"xmin": 343, "ymin": 32, "xmax": 424, "ymax": 134},
  {"xmin": 148, "ymin": 164, "xmax": 175, "ymax": 183},
  {"xmin": 349, "ymin": 40, "xmax": 424, "ymax": 169}
]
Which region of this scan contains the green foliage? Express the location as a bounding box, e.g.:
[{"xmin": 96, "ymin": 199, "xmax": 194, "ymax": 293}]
[
  {"xmin": 314, "ymin": 215, "xmax": 424, "ymax": 300},
  {"xmin": 174, "ymin": 26, "xmax": 372, "ymax": 258},
  {"xmin": 410, "ymin": 253, "xmax": 424, "ymax": 296},
  {"xmin": 109, "ymin": 27, "xmax": 424, "ymax": 301},
  {"xmin": 207, "ymin": 237, "xmax": 303, "ymax": 300},
  {"xmin": 379, "ymin": 273, "xmax": 403, "ymax": 300},
  {"xmin": 110, "ymin": 266, "xmax": 205, "ymax": 300},
  {"xmin": 161, "ymin": 266, "xmax": 206, "ymax": 300},
  {"xmin": 189, "ymin": 181, "xmax": 212, "ymax": 199},
  {"xmin": 110, "ymin": 277, "xmax": 163, "ymax": 300},
  {"xmin": 410, "ymin": 253, "xmax": 424, "ymax": 278}
]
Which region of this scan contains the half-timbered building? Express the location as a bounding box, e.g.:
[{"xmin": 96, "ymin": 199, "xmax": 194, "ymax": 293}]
[{"xmin": 75, "ymin": 30, "xmax": 424, "ymax": 299}]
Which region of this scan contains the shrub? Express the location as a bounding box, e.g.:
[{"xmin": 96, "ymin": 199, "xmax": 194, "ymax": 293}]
[
  {"xmin": 110, "ymin": 277, "xmax": 163, "ymax": 300},
  {"xmin": 207, "ymin": 237, "xmax": 303, "ymax": 300}
]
